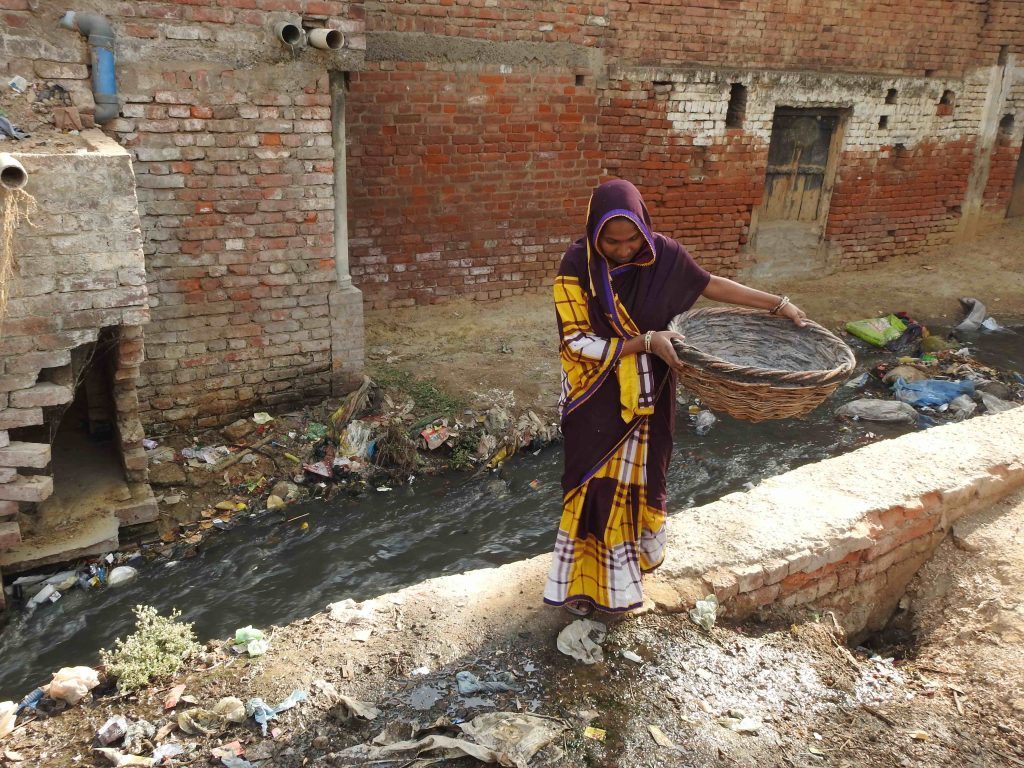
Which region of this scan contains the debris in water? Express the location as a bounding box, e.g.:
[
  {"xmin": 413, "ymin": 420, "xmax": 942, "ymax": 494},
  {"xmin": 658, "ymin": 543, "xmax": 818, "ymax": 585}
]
[
  {"xmin": 583, "ymin": 726, "xmax": 606, "ymax": 742},
  {"xmin": 620, "ymin": 650, "xmax": 643, "ymax": 664},
  {"xmin": 456, "ymin": 671, "xmax": 517, "ymax": 694},
  {"xmin": 97, "ymin": 715, "xmax": 128, "ymax": 745}
]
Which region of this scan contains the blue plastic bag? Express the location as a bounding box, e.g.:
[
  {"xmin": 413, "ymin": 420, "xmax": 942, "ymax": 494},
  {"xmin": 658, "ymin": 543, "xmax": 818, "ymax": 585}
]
[{"xmin": 892, "ymin": 378, "xmax": 975, "ymax": 407}]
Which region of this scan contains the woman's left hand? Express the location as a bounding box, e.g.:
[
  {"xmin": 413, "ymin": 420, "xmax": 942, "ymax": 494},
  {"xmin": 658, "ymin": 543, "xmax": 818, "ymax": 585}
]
[{"xmin": 778, "ymin": 302, "xmax": 808, "ymax": 327}]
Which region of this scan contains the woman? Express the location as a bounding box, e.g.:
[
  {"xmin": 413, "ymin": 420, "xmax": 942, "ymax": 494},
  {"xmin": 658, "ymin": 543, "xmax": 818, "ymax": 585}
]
[{"xmin": 544, "ymin": 179, "xmax": 807, "ymax": 616}]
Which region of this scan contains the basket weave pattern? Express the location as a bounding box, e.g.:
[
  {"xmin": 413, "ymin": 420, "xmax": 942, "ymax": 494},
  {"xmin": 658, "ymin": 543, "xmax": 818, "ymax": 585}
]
[{"xmin": 668, "ymin": 307, "xmax": 856, "ymax": 422}]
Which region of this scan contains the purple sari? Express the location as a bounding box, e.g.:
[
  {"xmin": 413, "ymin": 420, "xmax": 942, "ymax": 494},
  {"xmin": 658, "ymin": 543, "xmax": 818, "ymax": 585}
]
[{"xmin": 544, "ymin": 180, "xmax": 711, "ymax": 612}]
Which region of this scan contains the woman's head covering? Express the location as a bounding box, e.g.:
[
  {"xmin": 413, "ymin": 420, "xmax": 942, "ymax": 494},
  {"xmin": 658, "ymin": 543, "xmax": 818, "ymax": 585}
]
[{"xmin": 586, "ymin": 179, "xmax": 657, "ymax": 268}]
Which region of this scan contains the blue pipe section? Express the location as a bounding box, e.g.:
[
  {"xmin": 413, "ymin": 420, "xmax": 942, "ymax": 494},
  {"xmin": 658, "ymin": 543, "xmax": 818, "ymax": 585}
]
[{"xmin": 59, "ymin": 11, "xmax": 119, "ymax": 125}]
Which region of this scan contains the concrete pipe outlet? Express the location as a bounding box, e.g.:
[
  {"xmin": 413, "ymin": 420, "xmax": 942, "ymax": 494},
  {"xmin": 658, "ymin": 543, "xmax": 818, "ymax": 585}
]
[{"xmin": 0, "ymin": 154, "xmax": 28, "ymax": 191}]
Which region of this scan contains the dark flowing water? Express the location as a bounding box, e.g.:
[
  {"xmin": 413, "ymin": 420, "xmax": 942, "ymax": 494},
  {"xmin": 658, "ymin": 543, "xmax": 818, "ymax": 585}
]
[{"xmin": 0, "ymin": 325, "xmax": 1020, "ymax": 699}]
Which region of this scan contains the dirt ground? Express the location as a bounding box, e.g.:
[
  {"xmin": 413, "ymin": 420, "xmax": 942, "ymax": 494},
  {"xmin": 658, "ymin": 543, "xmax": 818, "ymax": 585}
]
[
  {"xmin": 4, "ymin": 223, "xmax": 1024, "ymax": 766},
  {"xmin": 365, "ymin": 218, "xmax": 1024, "ymax": 419},
  {"xmin": 7, "ymin": 489, "xmax": 1024, "ymax": 767}
]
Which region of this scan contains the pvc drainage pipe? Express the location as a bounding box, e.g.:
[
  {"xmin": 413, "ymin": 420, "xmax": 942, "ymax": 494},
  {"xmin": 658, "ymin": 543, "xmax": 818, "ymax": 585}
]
[
  {"xmin": 308, "ymin": 28, "xmax": 345, "ymax": 50},
  {"xmin": 60, "ymin": 11, "xmax": 119, "ymax": 124},
  {"xmin": 0, "ymin": 153, "xmax": 28, "ymax": 191}
]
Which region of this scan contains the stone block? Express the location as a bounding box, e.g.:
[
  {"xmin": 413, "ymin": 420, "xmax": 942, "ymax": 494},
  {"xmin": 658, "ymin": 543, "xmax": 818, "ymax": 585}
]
[
  {"xmin": 0, "ymin": 468, "xmax": 15, "ymax": 483},
  {"xmin": 0, "ymin": 375, "xmax": 37, "ymax": 393},
  {"xmin": 0, "ymin": 521, "xmax": 21, "ymax": 549},
  {"xmin": 9, "ymin": 383, "xmax": 73, "ymax": 408},
  {"xmin": 0, "ymin": 442, "xmax": 51, "ymax": 469},
  {"xmin": 701, "ymin": 568, "xmax": 739, "ymax": 603},
  {"xmin": 732, "ymin": 563, "xmax": 766, "ymax": 593},
  {"xmin": 115, "ymin": 495, "xmax": 158, "ymax": 527},
  {"xmin": 0, "ymin": 475, "xmax": 54, "ymax": 503},
  {"xmin": 0, "ymin": 500, "xmax": 18, "ymax": 520},
  {"xmin": 0, "ymin": 408, "xmax": 43, "ymax": 431},
  {"xmin": 0, "ymin": 431, "xmax": 8, "ymax": 449},
  {"xmin": 5, "ymin": 350, "xmax": 71, "ymax": 374}
]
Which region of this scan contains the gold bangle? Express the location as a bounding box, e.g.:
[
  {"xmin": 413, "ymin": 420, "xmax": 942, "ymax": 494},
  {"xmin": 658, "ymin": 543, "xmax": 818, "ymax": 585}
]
[{"xmin": 644, "ymin": 330, "xmax": 654, "ymax": 354}]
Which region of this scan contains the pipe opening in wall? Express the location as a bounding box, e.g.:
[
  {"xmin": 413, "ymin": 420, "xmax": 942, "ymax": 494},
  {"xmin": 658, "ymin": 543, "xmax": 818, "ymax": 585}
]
[
  {"xmin": 999, "ymin": 113, "xmax": 1015, "ymax": 137},
  {"xmin": 885, "ymin": 88, "xmax": 898, "ymax": 105},
  {"xmin": 726, "ymin": 83, "xmax": 747, "ymax": 129},
  {"xmin": 575, "ymin": 74, "xmax": 586, "ymax": 87},
  {"xmin": 274, "ymin": 21, "xmax": 303, "ymax": 46},
  {"xmin": 308, "ymin": 28, "xmax": 344, "ymax": 50}
]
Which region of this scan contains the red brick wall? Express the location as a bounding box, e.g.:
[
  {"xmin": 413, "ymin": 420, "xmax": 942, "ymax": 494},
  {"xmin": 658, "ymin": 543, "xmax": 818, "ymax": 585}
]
[
  {"xmin": 347, "ymin": 63, "xmax": 601, "ymax": 309},
  {"xmin": 0, "ymin": 0, "xmax": 364, "ymax": 431},
  {"xmin": 825, "ymin": 140, "xmax": 976, "ymax": 267},
  {"xmin": 606, "ymin": 0, "xmax": 1006, "ymax": 76}
]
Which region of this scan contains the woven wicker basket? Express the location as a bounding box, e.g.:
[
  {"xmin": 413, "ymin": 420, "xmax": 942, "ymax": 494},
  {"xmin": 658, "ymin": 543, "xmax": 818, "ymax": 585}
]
[{"xmin": 668, "ymin": 307, "xmax": 856, "ymax": 422}]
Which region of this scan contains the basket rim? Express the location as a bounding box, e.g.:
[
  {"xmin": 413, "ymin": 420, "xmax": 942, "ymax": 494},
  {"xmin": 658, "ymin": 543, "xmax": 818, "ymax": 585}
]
[{"xmin": 669, "ymin": 306, "xmax": 857, "ymax": 385}]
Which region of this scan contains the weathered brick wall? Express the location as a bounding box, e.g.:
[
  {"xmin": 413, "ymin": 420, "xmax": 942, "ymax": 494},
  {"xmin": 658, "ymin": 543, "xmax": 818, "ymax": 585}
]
[
  {"xmin": 605, "ymin": 0, "xmax": 1007, "ymax": 76},
  {"xmin": 0, "ymin": 133, "xmax": 150, "ymax": 549},
  {"xmin": 1, "ymin": 0, "xmax": 365, "ymax": 433},
  {"xmin": 347, "ymin": 64, "xmax": 601, "ymax": 309}
]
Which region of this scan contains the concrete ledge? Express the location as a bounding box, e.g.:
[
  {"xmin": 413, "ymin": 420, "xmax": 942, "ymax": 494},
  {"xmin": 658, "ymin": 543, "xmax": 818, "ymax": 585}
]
[{"xmin": 653, "ymin": 408, "xmax": 1024, "ymax": 640}]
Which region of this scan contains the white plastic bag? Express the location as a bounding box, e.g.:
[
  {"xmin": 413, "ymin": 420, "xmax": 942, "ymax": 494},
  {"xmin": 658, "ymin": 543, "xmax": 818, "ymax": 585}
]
[{"xmin": 45, "ymin": 666, "xmax": 100, "ymax": 705}]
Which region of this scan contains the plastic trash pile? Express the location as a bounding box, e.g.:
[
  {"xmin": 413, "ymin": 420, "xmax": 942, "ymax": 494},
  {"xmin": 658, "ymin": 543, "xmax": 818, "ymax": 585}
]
[{"xmin": 837, "ymin": 299, "xmax": 1021, "ymax": 427}]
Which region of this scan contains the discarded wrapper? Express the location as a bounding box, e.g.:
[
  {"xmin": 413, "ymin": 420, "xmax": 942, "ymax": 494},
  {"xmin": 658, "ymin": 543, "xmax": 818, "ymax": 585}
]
[
  {"xmin": 420, "ymin": 424, "xmax": 450, "ymax": 450},
  {"xmin": 583, "ymin": 726, "xmax": 606, "ymax": 742}
]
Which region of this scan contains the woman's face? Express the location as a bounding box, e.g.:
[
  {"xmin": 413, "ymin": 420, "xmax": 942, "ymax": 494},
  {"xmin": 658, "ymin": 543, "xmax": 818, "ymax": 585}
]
[{"xmin": 596, "ymin": 217, "xmax": 644, "ymax": 265}]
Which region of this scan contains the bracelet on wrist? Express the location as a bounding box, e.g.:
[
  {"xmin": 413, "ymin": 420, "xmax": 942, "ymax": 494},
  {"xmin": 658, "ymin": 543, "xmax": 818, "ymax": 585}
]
[
  {"xmin": 643, "ymin": 330, "xmax": 654, "ymax": 354},
  {"xmin": 769, "ymin": 295, "xmax": 790, "ymax": 315}
]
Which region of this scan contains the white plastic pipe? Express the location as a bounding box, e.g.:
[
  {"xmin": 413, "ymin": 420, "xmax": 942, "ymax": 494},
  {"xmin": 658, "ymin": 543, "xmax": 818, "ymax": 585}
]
[
  {"xmin": 308, "ymin": 28, "xmax": 344, "ymax": 50},
  {"xmin": 0, "ymin": 153, "xmax": 27, "ymax": 191},
  {"xmin": 274, "ymin": 21, "xmax": 303, "ymax": 46}
]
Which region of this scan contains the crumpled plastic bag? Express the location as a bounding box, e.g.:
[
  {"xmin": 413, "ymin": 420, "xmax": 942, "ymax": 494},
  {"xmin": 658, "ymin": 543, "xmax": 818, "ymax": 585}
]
[
  {"xmin": 339, "ymin": 420, "xmax": 373, "ymax": 458},
  {"xmin": 456, "ymin": 671, "xmax": 517, "ymax": 695},
  {"xmin": 122, "ymin": 718, "xmax": 155, "ymax": 754},
  {"xmin": 556, "ymin": 619, "xmax": 607, "ymax": 664},
  {"xmin": 954, "ymin": 297, "xmax": 987, "ymax": 332},
  {"xmin": 835, "ymin": 399, "xmax": 920, "ymax": 424},
  {"xmin": 845, "ymin": 314, "xmax": 906, "ymax": 347},
  {"xmin": 459, "ymin": 712, "xmax": 566, "ymax": 768},
  {"xmin": 689, "ymin": 594, "xmax": 719, "ymax": 631},
  {"xmin": 245, "ymin": 690, "xmax": 307, "ymax": 736},
  {"xmin": 980, "ymin": 391, "xmax": 1019, "ymax": 414},
  {"xmin": 0, "ymin": 700, "xmax": 16, "ymax": 738},
  {"xmin": 213, "ymin": 696, "xmax": 247, "ymax": 723},
  {"xmin": 232, "ymin": 626, "xmax": 269, "ymax": 656},
  {"xmin": 93, "ymin": 747, "xmax": 154, "ymax": 766},
  {"xmin": 949, "ymin": 393, "xmax": 977, "ymax": 420},
  {"xmin": 45, "ymin": 666, "xmax": 100, "ymax": 705},
  {"xmin": 177, "ymin": 708, "xmax": 226, "ymax": 736},
  {"xmin": 893, "ymin": 378, "xmax": 974, "ymax": 407}
]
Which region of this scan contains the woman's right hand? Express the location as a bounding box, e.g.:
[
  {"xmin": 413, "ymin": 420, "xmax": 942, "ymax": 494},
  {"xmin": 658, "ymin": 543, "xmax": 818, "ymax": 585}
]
[{"xmin": 650, "ymin": 330, "xmax": 687, "ymax": 373}]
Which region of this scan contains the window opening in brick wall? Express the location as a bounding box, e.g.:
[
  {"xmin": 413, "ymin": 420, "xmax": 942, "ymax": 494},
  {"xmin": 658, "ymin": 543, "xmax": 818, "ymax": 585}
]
[
  {"xmin": 999, "ymin": 45, "xmax": 1009, "ymax": 66},
  {"xmin": 885, "ymin": 88, "xmax": 898, "ymax": 104},
  {"xmin": 937, "ymin": 90, "xmax": 955, "ymax": 116},
  {"xmin": 575, "ymin": 74, "xmax": 586, "ymax": 87},
  {"xmin": 725, "ymin": 83, "xmax": 747, "ymax": 129},
  {"xmin": 878, "ymin": 115, "xmax": 889, "ymax": 129}
]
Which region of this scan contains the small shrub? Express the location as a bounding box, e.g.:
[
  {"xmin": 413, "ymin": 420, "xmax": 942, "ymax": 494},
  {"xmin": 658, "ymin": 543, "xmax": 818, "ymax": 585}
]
[{"xmin": 100, "ymin": 605, "xmax": 202, "ymax": 693}]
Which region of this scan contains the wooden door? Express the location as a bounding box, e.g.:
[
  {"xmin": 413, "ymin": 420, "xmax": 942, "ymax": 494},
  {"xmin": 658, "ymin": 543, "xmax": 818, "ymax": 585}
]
[{"xmin": 762, "ymin": 110, "xmax": 840, "ymax": 223}]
